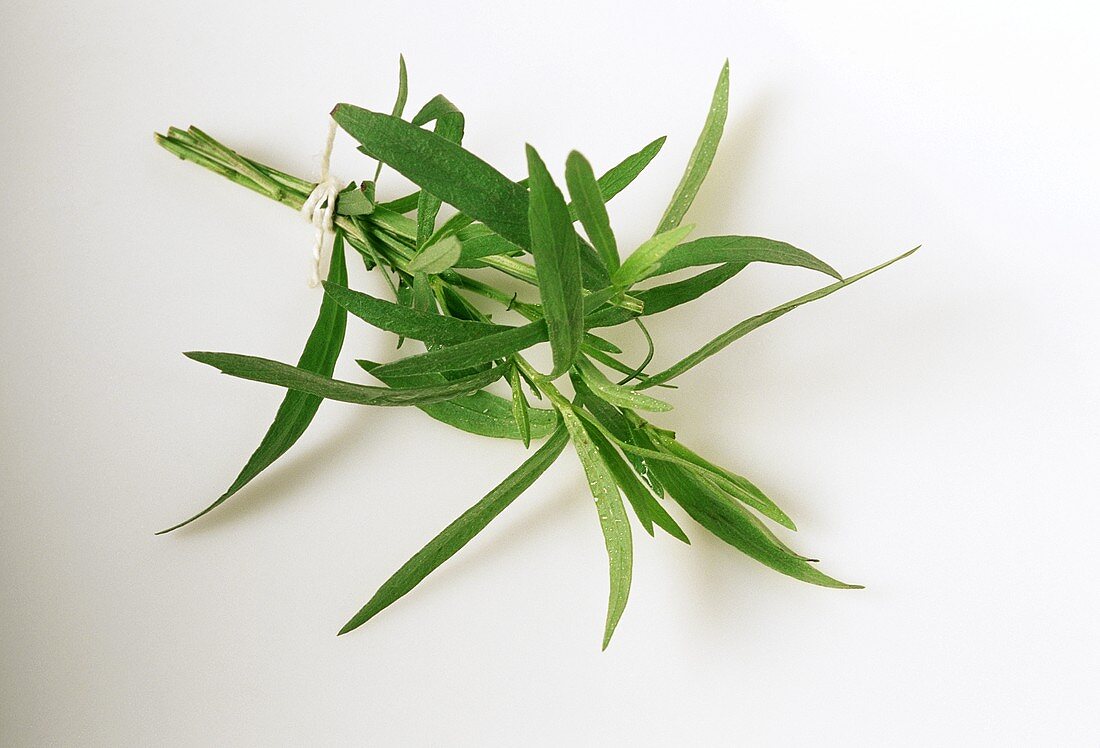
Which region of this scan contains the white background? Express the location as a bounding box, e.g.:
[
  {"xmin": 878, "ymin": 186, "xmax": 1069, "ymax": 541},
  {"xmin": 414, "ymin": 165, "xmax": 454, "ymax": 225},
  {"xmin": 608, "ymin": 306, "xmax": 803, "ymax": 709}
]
[{"xmin": 2, "ymin": 1, "xmax": 1098, "ymax": 745}]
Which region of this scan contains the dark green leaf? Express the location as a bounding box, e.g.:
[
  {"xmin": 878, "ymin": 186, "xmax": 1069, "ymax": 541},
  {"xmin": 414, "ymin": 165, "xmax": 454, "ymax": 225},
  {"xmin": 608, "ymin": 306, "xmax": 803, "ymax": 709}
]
[
  {"xmin": 566, "ymin": 151, "xmax": 618, "ymax": 271},
  {"xmin": 649, "ymin": 431, "xmax": 795, "ymax": 530},
  {"xmin": 594, "ymin": 136, "xmax": 666, "ymax": 204},
  {"xmin": 372, "ymin": 319, "xmax": 548, "ymax": 378},
  {"xmin": 638, "ymin": 248, "xmax": 919, "ymax": 388},
  {"xmin": 586, "ymin": 262, "xmax": 749, "ymax": 328},
  {"xmin": 557, "ymin": 405, "xmax": 632, "ymax": 649},
  {"xmin": 373, "ymin": 54, "xmax": 409, "ymax": 182},
  {"xmin": 583, "ymin": 420, "xmax": 689, "ymax": 543},
  {"xmin": 655, "ymin": 61, "xmax": 729, "ymax": 235},
  {"xmin": 638, "ymin": 434, "xmax": 859, "ymax": 589},
  {"xmin": 412, "ymin": 95, "xmax": 466, "ymax": 247},
  {"xmin": 157, "ymin": 234, "xmax": 349, "ymax": 534},
  {"xmin": 361, "ymin": 360, "xmax": 557, "ymax": 440},
  {"xmin": 339, "ymin": 424, "xmax": 570, "ymax": 634},
  {"xmin": 333, "ymin": 104, "xmax": 532, "ymax": 248},
  {"xmin": 323, "ymin": 282, "xmax": 504, "ymax": 344},
  {"xmin": 526, "ymin": 145, "xmax": 584, "ymax": 376},
  {"xmin": 185, "ymin": 351, "xmax": 505, "ymax": 406}
]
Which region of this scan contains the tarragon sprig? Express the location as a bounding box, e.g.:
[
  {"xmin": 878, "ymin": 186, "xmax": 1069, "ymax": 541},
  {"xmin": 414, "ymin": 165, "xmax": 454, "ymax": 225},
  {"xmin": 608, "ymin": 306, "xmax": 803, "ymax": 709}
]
[{"xmin": 156, "ymin": 58, "xmax": 916, "ymax": 648}]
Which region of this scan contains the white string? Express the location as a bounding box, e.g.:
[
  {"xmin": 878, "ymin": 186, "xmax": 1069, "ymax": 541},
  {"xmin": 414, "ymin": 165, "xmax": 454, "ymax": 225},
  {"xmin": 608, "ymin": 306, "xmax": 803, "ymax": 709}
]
[{"xmin": 300, "ymin": 118, "xmax": 339, "ymax": 287}]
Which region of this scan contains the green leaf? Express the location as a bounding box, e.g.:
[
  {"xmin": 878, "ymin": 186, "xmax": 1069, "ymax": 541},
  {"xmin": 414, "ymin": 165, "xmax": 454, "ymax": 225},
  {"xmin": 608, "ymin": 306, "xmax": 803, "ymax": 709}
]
[
  {"xmin": 593, "ymin": 136, "xmax": 666, "ymax": 204},
  {"xmin": 339, "ymin": 424, "xmax": 570, "ymax": 635},
  {"xmin": 454, "ymin": 225, "xmax": 524, "ymax": 266},
  {"xmin": 374, "ymin": 54, "xmax": 409, "ymax": 182},
  {"xmin": 185, "ymin": 351, "xmax": 506, "ymax": 406},
  {"xmin": 372, "ymin": 319, "xmax": 548, "ymax": 378},
  {"xmin": 412, "ymin": 95, "xmax": 466, "ymax": 247},
  {"xmin": 557, "ymin": 405, "xmax": 632, "ymax": 650},
  {"xmin": 157, "ymin": 233, "xmax": 349, "ymax": 534},
  {"xmin": 526, "ymin": 145, "xmax": 584, "ymax": 376},
  {"xmin": 376, "ymin": 191, "xmax": 420, "ymax": 214},
  {"xmin": 566, "ymin": 151, "xmax": 618, "ymax": 271},
  {"xmin": 322, "ymin": 282, "xmax": 504, "ymax": 344},
  {"xmin": 583, "ymin": 420, "xmax": 689, "ymax": 543},
  {"xmin": 507, "ymin": 364, "xmax": 532, "ymax": 448},
  {"xmin": 576, "ymin": 356, "xmax": 672, "ymax": 413},
  {"xmin": 649, "ymin": 431, "xmax": 795, "ymax": 530},
  {"xmin": 332, "ymin": 104, "xmax": 532, "ymax": 249},
  {"xmin": 335, "ymin": 181, "xmax": 375, "ymax": 216},
  {"xmin": 655, "ymin": 60, "xmax": 729, "ymax": 235},
  {"xmin": 638, "ymin": 247, "xmax": 919, "ymax": 388},
  {"xmin": 613, "ymin": 224, "xmax": 695, "ymax": 289},
  {"xmin": 361, "ymin": 360, "xmax": 558, "ymax": 440},
  {"xmin": 407, "ymin": 235, "xmax": 462, "ymax": 274},
  {"xmin": 649, "ymin": 235, "xmax": 841, "ymax": 280},
  {"xmin": 638, "ymin": 433, "xmax": 859, "ymax": 589}
]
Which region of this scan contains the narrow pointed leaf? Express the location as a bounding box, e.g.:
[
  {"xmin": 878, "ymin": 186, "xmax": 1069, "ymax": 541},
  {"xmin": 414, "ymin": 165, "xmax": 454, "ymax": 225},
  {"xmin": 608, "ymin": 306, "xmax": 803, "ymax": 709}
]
[
  {"xmin": 526, "ymin": 145, "xmax": 584, "ymax": 376},
  {"xmin": 593, "ymin": 136, "xmax": 666, "ymax": 203},
  {"xmin": 583, "ymin": 420, "xmax": 689, "ymax": 543},
  {"xmin": 577, "ymin": 357, "xmax": 672, "ymax": 412},
  {"xmin": 157, "ymin": 234, "xmax": 349, "ymax": 534},
  {"xmin": 323, "ymin": 282, "xmax": 505, "ymax": 344},
  {"xmin": 333, "ymin": 104, "xmax": 532, "ymax": 248},
  {"xmin": 339, "ymin": 424, "xmax": 570, "ymax": 634},
  {"xmin": 614, "ymin": 224, "xmax": 695, "ymax": 289},
  {"xmin": 372, "ymin": 319, "xmax": 549, "ymax": 378},
  {"xmin": 412, "ymin": 95, "xmax": 466, "ymax": 246},
  {"xmin": 361, "ymin": 360, "xmax": 558, "ymax": 440},
  {"xmin": 407, "ymin": 235, "xmax": 462, "ymax": 274},
  {"xmin": 557, "ymin": 406, "xmax": 632, "ymax": 649},
  {"xmin": 650, "ymin": 431, "xmax": 795, "ymax": 530},
  {"xmin": 566, "ymin": 151, "xmax": 618, "ymax": 270},
  {"xmin": 639, "ymin": 435, "xmax": 859, "ymax": 589},
  {"xmin": 185, "ymin": 351, "xmax": 505, "ymax": 406},
  {"xmin": 507, "ymin": 365, "xmax": 532, "ymax": 448},
  {"xmin": 655, "ymin": 61, "xmax": 729, "ymax": 234},
  {"xmin": 638, "ymin": 248, "xmax": 919, "ymax": 388},
  {"xmin": 648, "ymin": 235, "xmax": 841, "ymax": 280},
  {"xmin": 373, "ymin": 54, "xmax": 409, "ymax": 182}
]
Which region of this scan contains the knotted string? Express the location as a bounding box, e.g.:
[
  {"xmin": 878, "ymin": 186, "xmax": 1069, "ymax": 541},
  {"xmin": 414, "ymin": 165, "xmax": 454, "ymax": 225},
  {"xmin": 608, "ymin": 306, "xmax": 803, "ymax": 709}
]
[{"xmin": 300, "ymin": 118, "xmax": 339, "ymax": 287}]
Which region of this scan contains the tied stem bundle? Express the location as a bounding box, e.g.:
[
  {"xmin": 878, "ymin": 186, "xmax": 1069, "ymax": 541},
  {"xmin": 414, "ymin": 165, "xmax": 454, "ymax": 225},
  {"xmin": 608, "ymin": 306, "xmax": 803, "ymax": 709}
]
[{"xmin": 155, "ymin": 58, "xmax": 915, "ymax": 649}]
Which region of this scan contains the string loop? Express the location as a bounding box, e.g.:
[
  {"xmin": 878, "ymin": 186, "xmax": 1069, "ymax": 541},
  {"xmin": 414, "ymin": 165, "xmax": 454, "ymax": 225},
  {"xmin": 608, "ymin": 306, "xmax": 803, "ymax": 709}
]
[{"xmin": 300, "ymin": 118, "xmax": 339, "ymax": 287}]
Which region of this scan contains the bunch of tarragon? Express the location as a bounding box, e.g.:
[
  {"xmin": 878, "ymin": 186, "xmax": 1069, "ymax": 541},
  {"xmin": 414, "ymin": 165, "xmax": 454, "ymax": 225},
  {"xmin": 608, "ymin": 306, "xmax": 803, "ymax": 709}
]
[{"xmin": 156, "ymin": 59, "xmax": 914, "ymax": 648}]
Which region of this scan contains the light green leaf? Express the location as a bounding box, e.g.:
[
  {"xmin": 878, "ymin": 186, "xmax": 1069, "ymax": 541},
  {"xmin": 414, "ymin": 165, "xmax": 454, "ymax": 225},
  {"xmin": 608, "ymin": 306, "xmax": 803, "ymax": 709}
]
[
  {"xmin": 613, "ymin": 224, "xmax": 695, "ymax": 289},
  {"xmin": 407, "ymin": 235, "xmax": 463, "ymax": 274},
  {"xmin": 566, "ymin": 151, "xmax": 618, "ymax": 271},
  {"xmin": 507, "ymin": 364, "xmax": 532, "ymax": 448},
  {"xmin": 157, "ymin": 232, "xmax": 349, "ymax": 534},
  {"xmin": 526, "ymin": 145, "xmax": 584, "ymax": 376},
  {"xmin": 185, "ymin": 351, "xmax": 505, "ymax": 406},
  {"xmin": 339, "ymin": 424, "xmax": 570, "ymax": 635},
  {"xmin": 637, "ymin": 247, "xmax": 919, "ymax": 388},
  {"xmin": 654, "ymin": 61, "xmax": 729, "ymax": 235},
  {"xmin": 576, "ymin": 357, "xmax": 672, "ymax": 413}
]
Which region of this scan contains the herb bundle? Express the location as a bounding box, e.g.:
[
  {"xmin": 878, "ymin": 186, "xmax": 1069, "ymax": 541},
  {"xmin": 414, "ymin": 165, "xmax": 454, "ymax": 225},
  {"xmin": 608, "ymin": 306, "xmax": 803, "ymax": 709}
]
[{"xmin": 157, "ymin": 59, "xmax": 914, "ymax": 648}]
